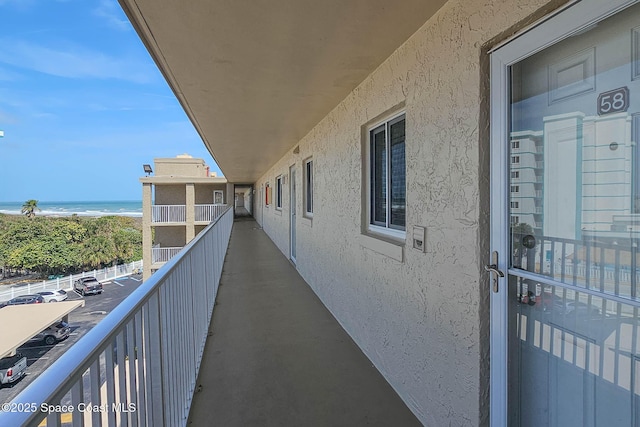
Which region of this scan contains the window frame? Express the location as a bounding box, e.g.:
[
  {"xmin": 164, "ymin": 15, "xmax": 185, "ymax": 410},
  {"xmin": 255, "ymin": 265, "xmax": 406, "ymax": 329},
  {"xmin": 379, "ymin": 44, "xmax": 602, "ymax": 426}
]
[
  {"xmin": 275, "ymin": 175, "xmax": 283, "ymax": 210},
  {"xmin": 213, "ymin": 190, "xmax": 224, "ymax": 205},
  {"xmin": 366, "ymin": 111, "xmax": 406, "ymax": 239},
  {"xmin": 303, "ymin": 157, "xmax": 313, "ymax": 218}
]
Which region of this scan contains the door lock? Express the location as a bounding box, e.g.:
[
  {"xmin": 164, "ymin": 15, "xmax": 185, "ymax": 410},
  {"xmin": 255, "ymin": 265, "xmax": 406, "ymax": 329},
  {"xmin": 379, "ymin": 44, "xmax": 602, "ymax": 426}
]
[{"xmin": 484, "ymin": 251, "xmax": 504, "ymax": 293}]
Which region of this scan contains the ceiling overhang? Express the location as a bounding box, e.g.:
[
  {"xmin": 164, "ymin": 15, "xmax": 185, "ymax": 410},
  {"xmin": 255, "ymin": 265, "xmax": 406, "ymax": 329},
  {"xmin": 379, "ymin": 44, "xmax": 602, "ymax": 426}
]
[{"xmin": 119, "ymin": 0, "xmax": 448, "ymax": 183}]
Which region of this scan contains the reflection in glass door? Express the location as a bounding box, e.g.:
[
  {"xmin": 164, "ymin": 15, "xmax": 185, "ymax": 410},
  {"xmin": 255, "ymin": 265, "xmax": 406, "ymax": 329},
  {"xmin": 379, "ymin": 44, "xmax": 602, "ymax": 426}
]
[{"xmin": 493, "ymin": 1, "xmax": 640, "ymax": 425}]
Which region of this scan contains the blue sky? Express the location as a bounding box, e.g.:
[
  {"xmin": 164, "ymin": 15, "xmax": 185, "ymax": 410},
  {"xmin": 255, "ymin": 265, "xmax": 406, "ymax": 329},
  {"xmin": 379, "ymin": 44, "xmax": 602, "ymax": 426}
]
[{"xmin": 0, "ymin": 0, "xmax": 221, "ymax": 202}]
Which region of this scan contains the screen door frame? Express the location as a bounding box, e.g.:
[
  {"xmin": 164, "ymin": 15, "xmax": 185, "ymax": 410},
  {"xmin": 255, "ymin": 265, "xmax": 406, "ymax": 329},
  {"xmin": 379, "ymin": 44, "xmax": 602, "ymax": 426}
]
[{"xmin": 489, "ymin": 0, "xmax": 638, "ymax": 425}]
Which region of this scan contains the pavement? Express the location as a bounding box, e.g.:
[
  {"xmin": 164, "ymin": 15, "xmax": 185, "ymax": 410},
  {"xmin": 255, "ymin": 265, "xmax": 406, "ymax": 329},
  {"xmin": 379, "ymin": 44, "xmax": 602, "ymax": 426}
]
[
  {"xmin": 188, "ymin": 219, "xmax": 421, "ymax": 427},
  {"xmin": 0, "ymin": 275, "xmax": 144, "ymax": 404}
]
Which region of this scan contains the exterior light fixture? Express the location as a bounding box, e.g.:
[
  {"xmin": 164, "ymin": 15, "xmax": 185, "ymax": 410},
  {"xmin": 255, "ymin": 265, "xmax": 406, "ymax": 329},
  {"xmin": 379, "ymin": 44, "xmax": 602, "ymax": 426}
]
[{"xmin": 143, "ymin": 164, "xmax": 153, "ymax": 176}]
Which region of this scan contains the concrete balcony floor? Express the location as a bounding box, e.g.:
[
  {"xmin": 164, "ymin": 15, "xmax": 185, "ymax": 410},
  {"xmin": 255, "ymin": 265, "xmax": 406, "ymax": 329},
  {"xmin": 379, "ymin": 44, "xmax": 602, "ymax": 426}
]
[{"xmin": 188, "ymin": 218, "xmax": 421, "ymax": 426}]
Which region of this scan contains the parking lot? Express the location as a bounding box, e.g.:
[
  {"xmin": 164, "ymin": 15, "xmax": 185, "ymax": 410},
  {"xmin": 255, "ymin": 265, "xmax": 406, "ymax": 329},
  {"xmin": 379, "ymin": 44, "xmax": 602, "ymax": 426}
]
[{"xmin": 0, "ymin": 275, "xmax": 145, "ymax": 403}]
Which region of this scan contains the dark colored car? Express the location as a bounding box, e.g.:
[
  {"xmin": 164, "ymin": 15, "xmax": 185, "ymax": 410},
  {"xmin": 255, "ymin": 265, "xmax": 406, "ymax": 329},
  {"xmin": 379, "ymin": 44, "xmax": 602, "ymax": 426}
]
[
  {"xmin": 5, "ymin": 294, "xmax": 45, "ymax": 306},
  {"xmin": 74, "ymin": 277, "xmax": 103, "ymax": 296}
]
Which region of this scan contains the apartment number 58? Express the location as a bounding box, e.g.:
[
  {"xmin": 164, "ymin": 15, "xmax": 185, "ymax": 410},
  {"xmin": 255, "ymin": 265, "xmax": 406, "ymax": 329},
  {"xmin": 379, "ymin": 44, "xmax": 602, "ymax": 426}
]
[{"xmin": 597, "ymin": 86, "xmax": 629, "ymax": 116}]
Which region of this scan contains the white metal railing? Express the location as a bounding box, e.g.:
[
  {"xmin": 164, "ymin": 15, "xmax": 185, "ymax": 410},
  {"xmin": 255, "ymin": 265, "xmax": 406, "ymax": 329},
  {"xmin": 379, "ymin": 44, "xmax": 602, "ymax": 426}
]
[
  {"xmin": 195, "ymin": 204, "xmax": 227, "ymax": 222},
  {"xmin": 0, "ymin": 206, "xmax": 234, "ymax": 427},
  {"xmin": 0, "ymin": 260, "xmax": 143, "ymax": 303},
  {"xmin": 152, "ymin": 205, "xmax": 186, "ymax": 223},
  {"xmin": 152, "ymin": 247, "xmax": 183, "ymax": 264}
]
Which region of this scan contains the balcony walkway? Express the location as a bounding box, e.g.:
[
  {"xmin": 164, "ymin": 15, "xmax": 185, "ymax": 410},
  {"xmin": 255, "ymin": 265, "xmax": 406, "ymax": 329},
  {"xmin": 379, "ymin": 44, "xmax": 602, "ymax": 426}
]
[{"xmin": 188, "ymin": 218, "xmax": 421, "ymax": 426}]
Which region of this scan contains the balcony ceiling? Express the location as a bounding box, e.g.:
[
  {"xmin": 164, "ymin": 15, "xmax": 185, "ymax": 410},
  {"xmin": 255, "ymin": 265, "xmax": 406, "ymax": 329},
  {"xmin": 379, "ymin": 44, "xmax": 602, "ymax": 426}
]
[{"xmin": 119, "ymin": 0, "xmax": 447, "ymax": 183}]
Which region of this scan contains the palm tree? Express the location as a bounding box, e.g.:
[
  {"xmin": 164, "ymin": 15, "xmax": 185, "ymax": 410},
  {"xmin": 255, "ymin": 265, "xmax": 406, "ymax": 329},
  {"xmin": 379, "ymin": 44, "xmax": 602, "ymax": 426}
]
[{"xmin": 21, "ymin": 199, "xmax": 41, "ymax": 219}]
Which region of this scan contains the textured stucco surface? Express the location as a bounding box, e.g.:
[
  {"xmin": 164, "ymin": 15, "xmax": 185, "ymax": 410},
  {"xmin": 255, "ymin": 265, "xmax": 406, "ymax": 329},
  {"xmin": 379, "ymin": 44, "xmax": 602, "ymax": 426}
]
[
  {"xmin": 194, "ymin": 183, "xmax": 227, "ymax": 204},
  {"xmin": 154, "ymin": 156, "xmax": 208, "ymax": 177},
  {"xmin": 155, "ymin": 226, "xmax": 186, "ymax": 247},
  {"xmin": 155, "ymin": 184, "xmax": 186, "ymax": 205},
  {"xmin": 255, "ymin": 0, "xmax": 565, "ymax": 425}
]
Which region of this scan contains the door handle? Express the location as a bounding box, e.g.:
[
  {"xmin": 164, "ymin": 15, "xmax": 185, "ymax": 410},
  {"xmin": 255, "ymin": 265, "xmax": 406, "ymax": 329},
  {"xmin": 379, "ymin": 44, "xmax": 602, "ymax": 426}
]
[
  {"xmin": 484, "ymin": 264, "xmax": 504, "ymax": 277},
  {"xmin": 485, "ymin": 251, "xmax": 504, "ymax": 293}
]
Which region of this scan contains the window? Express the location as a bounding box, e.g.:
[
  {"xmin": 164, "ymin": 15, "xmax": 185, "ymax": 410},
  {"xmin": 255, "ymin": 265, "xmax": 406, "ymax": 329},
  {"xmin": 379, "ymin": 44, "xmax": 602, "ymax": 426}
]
[
  {"xmin": 304, "ymin": 158, "xmax": 313, "ymax": 217},
  {"xmin": 510, "ymin": 201, "xmax": 519, "ymax": 208},
  {"xmin": 511, "ymin": 171, "xmax": 519, "ymax": 179},
  {"xmin": 511, "ymin": 185, "xmax": 519, "ymax": 193},
  {"xmin": 512, "ymin": 141, "xmax": 520, "ymax": 149},
  {"xmin": 511, "ymin": 216, "xmax": 519, "ymax": 224},
  {"xmin": 214, "ymin": 190, "xmax": 224, "ymax": 204},
  {"xmin": 512, "ymin": 156, "xmax": 520, "ymax": 163},
  {"xmin": 369, "ymin": 113, "xmax": 405, "ymax": 235},
  {"xmin": 275, "ymin": 176, "xmax": 283, "ymax": 209}
]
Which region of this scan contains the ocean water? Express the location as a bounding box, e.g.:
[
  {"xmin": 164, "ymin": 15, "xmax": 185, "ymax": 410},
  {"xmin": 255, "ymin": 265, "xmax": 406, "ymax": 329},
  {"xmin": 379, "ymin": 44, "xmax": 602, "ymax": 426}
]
[{"xmin": 0, "ymin": 201, "xmax": 142, "ymax": 217}]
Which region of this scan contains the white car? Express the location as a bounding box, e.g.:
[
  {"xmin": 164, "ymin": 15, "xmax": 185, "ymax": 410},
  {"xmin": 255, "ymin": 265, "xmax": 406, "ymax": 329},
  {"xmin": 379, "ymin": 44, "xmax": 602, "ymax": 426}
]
[
  {"xmin": 28, "ymin": 321, "xmax": 71, "ymax": 346},
  {"xmin": 0, "ymin": 353, "xmax": 27, "ymax": 387},
  {"xmin": 37, "ymin": 289, "xmax": 68, "ymax": 303}
]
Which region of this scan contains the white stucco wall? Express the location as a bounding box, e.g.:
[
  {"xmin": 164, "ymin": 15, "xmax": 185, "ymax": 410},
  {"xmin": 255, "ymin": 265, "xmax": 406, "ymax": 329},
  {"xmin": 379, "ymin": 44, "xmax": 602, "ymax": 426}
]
[{"xmin": 255, "ymin": 0, "xmax": 566, "ymax": 424}]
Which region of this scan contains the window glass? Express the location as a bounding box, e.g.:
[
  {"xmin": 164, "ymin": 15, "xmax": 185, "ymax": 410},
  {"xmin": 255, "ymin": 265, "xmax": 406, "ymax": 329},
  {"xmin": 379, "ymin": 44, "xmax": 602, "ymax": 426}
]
[
  {"xmin": 506, "ymin": 7, "xmax": 640, "ymax": 425},
  {"xmin": 305, "ymin": 160, "xmax": 313, "ymax": 215},
  {"xmin": 371, "ymin": 125, "xmax": 387, "ymax": 226},
  {"xmin": 276, "ymin": 176, "xmax": 282, "ymax": 208},
  {"xmin": 369, "ymin": 114, "xmax": 405, "ymax": 233},
  {"xmin": 390, "ymin": 117, "xmax": 406, "ymax": 228}
]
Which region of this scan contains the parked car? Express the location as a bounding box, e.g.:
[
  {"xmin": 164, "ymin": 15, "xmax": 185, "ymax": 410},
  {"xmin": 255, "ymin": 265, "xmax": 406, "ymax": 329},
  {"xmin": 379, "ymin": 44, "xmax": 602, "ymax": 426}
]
[
  {"xmin": 74, "ymin": 277, "xmax": 103, "ymax": 296},
  {"xmin": 553, "ymin": 300, "xmax": 601, "ymax": 316},
  {"xmin": 4, "ymin": 294, "xmax": 45, "ymax": 306},
  {"xmin": 0, "ymin": 353, "xmax": 27, "ymax": 388},
  {"xmin": 28, "ymin": 321, "xmax": 71, "ymax": 346},
  {"xmin": 37, "ymin": 289, "xmax": 68, "ymax": 303}
]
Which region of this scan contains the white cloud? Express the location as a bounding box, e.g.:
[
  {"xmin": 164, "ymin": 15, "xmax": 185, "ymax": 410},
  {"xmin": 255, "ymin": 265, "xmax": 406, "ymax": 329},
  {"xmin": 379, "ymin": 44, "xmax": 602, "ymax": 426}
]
[
  {"xmin": 0, "ymin": 39, "xmax": 155, "ymax": 84},
  {"xmin": 93, "ymin": 0, "xmax": 130, "ymax": 31}
]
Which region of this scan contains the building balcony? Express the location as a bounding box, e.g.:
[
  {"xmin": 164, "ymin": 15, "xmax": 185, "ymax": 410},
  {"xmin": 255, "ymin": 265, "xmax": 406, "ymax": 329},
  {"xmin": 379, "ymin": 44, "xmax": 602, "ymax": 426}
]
[
  {"xmin": 151, "ymin": 204, "xmax": 185, "ymax": 224},
  {"xmin": 151, "ymin": 245, "xmax": 183, "ymax": 266},
  {"xmin": 194, "ymin": 204, "xmax": 226, "ymax": 224},
  {"xmin": 1, "ymin": 207, "xmax": 418, "ymax": 427},
  {"xmin": 151, "ymin": 204, "xmax": 228, "ymax": 225}
]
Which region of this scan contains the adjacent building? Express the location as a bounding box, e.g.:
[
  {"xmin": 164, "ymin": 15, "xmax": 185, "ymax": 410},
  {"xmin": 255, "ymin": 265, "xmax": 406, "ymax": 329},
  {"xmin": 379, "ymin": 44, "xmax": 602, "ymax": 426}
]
[{"xmin": 139, "ymin": 155, "xmax": 229, "ymax": 279}]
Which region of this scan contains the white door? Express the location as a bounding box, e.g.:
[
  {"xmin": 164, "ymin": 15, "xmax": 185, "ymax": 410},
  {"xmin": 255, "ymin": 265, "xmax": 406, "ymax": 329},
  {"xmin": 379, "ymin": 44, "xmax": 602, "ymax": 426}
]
[
  {"xmin": 491, "ymin": 1, "xmax": 640, "ymax": 425},
  {"xmin": 290, "ymin": 166, "xmax": 297, "ymax": 263}
]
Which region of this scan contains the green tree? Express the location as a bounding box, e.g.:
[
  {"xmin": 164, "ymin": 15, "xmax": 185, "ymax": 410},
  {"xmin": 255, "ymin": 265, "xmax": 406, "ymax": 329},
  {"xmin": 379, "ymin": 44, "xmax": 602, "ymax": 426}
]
[
  {"xmin": 0, "ymin": 213, "xmax": 142, "ymax": 277},
  {"xmin": 114, "ymin": 228, "xmax": 140, "ymax": 263},
  {"xmin": 81, "ymin": 236, "xmax": 116, "ymax": 269},
  {"xmin": 21, "ymin": 199, "xmax": 41, "ymax": 219}
]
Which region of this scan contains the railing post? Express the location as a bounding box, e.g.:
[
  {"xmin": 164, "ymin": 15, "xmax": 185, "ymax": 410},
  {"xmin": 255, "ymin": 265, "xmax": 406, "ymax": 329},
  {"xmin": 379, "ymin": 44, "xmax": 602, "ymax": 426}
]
[
  {"xmin": 632, "ymin": 239, "xmax": 637, "ymax": 299},
  {"xmin": 147, "ymin": 292, "xmax": 165, "ymax": 426}
]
